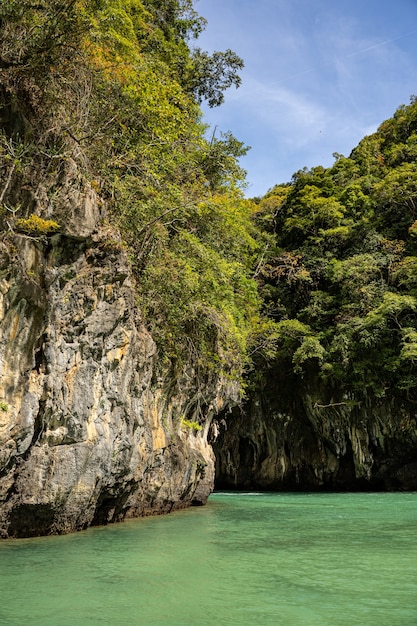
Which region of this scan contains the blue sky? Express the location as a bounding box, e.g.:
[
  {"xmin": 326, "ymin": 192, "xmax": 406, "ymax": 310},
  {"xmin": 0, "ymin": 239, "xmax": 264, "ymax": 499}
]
[{"xmin": 195, "ymin": 0, "xmax": 417, "ymax": 197}]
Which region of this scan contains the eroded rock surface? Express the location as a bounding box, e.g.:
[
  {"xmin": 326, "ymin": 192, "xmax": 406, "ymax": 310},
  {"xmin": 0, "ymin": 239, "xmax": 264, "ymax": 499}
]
[
  {"xmin": 0, "ymin": 179, "xmax": 233, "ymax": 538},
  {"xmin": 214, "ymin": 371, "xmax": 417, "ymax": 491}
]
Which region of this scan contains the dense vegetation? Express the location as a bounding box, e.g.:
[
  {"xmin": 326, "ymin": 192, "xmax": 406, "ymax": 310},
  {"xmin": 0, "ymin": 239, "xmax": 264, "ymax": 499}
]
[
  {"xmin": 254, "ymin": 96, "xmax": 417, "ymax": 402},
  {"xmin": 1, "ymin": 0, "xmax": 416, "ymax": 409},
  {"xmin": 0, "ymin": 0, "xmax": 262, "ymax": 394}
]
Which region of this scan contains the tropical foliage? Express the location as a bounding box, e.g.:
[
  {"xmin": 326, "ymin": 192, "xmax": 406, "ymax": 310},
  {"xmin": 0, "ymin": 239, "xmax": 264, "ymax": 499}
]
[
  {"xmin": 0, "ymin": 0, "xmax": 260, "ymax": 389},
  {"xmin": 254, "ymin": 96, "xmax": 417, "ymax": 399},
  {"xmin": 1, "ymin": 0, "xmax": 417, "ymax": 404}
]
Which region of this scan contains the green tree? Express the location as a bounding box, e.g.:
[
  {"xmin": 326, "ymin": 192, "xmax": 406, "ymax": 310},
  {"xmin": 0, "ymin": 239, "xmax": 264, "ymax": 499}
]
[{"xmin": 186, "ymin": 48, "xmax": 244, "ymax": 107}]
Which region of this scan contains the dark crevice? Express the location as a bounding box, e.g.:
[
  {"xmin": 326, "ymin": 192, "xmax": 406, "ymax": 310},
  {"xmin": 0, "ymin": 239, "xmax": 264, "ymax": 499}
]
[
  {"xmin": 33, "ymin": 334, "xmax": 47, "ymax": 374},
  {"xmin": 91, "ymin": 483, "xmax": 137, "ymax": 526},
  {"xmin": 32, "ymin": 400, "xmax": 47, "ymax": 446},
  {"xmin": 8, "ymin": 503, "xmax": 56, "ymax": 538}
]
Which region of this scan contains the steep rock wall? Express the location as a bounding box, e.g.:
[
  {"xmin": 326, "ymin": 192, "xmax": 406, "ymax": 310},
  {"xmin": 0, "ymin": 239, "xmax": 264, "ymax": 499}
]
[
  {"xmin": 0, "ymin": 166, "xmax": 235, "ymax": 538},
  {"xmin": 214, "ymin": 371, "xmax": 417, "ymax": 491}
]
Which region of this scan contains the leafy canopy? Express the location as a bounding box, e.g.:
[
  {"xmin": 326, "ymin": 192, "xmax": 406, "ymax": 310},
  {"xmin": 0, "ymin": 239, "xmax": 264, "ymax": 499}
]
[{"xmin": 254, "ymin": 97, "xmax": 417, "ymax": 399}]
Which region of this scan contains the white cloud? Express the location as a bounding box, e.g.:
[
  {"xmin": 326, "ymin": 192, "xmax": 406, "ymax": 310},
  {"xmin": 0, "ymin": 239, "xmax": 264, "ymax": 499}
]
[
  {"xmin": 196, "ymin": 0, "xmax": 417, "ymax": 196},
  {"xmin": 231, "ymin": 77, "xmax": 327, "ymax": 143}
]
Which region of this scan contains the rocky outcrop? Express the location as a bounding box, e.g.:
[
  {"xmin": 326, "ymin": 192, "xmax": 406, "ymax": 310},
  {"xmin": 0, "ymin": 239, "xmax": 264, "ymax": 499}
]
[
  {"xmin": 214, "ymin": 370, "xmax": 417, "ymax": 491},
  {"xmin": 0, "ymin": 163, "xmax": 235, "ymax": 538}
]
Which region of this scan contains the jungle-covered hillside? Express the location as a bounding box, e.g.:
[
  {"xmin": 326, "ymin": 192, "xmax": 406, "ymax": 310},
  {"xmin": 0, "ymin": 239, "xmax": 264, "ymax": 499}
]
[
  {"xmin": 1, "ymin": 0, "xmax": 417, "ymax": 411},
  {"xmin": 254, "ymin": 96, "xmax": 417, "ymax": 404}
]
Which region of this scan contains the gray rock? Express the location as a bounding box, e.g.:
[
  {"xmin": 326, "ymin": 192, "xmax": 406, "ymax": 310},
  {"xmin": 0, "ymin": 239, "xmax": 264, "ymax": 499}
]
[{"xmin": 0, "ymin": 181, "xmax": 235, "ymax": 538}]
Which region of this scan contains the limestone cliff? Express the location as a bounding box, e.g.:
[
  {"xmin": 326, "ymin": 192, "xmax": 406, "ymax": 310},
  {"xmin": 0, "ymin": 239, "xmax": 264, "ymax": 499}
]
[
  {"xmin": 0, "ymin": 159, "xmax": 236, "ymax": 538},
  {"xmin": 214, "ymin": 369, "xmax": 417, "ymax": 492}
]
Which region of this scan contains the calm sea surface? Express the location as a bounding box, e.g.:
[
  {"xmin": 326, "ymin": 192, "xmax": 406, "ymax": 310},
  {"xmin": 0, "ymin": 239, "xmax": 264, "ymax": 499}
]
[{"xmin": 1, "ymin": 492, "xmax": 416, "ymax": 625}]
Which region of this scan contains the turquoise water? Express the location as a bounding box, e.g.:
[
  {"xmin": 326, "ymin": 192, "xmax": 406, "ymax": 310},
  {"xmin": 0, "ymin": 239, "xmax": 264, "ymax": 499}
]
[{"xmin": 1, "ymin": 492, "xmax": 417, "ymax": 625}]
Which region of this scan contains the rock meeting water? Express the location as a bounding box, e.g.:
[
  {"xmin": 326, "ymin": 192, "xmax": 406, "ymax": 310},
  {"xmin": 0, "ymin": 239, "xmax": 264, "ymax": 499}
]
[{"xmin": 1, "ymin": 492, "xmax": 416, "ymax": 625}]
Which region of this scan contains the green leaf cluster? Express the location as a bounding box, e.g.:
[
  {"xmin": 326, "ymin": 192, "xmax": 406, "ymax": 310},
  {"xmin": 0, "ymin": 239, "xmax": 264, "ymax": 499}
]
[{"xmin": 15, "ymin": 214, "xmax": 60, "ymax": 235}]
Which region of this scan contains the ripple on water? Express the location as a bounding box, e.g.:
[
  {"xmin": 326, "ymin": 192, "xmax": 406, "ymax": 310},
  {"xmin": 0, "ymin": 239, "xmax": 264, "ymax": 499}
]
[{"xmin": 1, "ymin": 492, "xmax": 417, "ymax": 625}]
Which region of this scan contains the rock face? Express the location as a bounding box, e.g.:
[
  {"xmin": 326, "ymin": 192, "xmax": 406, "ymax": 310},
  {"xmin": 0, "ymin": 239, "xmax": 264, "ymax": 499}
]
[
  {"xmin": 0, "ymin": 168, "xmax": 234, "ymax": 538},
  {"xmin": 214, "ymin": 370, "xmax": 417, "ymax": 492},
  {"xmin": 3, "ymin": 168, "xmax": 417, "ymax": 541}
]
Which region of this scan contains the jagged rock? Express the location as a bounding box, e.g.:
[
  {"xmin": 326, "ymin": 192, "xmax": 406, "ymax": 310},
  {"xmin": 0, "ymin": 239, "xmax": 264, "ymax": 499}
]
[
  {"xmin": 0, "ymin": 183, "xmax": 235, "ymax": 538},
  {"xmin": 214, "ymin": 371, "xmax": 417, "ymax": 491}
]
